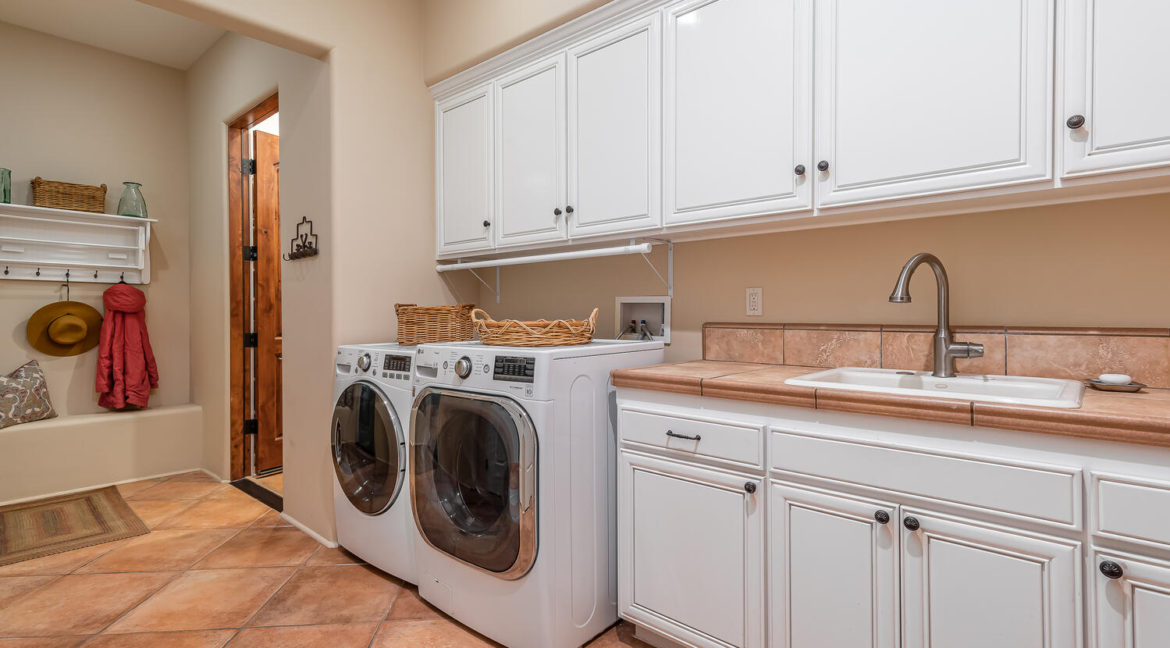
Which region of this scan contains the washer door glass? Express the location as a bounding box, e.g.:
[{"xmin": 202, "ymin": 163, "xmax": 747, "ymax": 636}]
[
  {"xmin": 332, "ymin": 381, "xmax": 404, "ymax": 515},
  {"xmin": 411, "ymin": 389, "xmax": 537, "ymax": 579}
]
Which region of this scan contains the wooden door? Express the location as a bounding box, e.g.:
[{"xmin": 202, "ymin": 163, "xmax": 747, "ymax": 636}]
[
  {"xmin": 814, "ymin": 0, "xmax": 1053, "ymax": 208},
  {"xmin": 619, "ymin": 451, "xmax": 764, "ymax": 648},
  {"xmin": 494, "ymin": 53, "xmax": 567, "ymax": 248},
  {"xmin": 900, "ymin": 508, "xmax": 1081, "ymax": 648},
  {"xmin": 436, "ymin": 84, "xmax": 494, "ymax": 254},
  {"xmin": 1092, "ymin": 550, "xmax": 1170, "ymax": 648},
  {"xmin": 1061, "ymin": 0, "xmax": 1170, "ymax": 177},
  {"xmin": 663, "ymin": 0, "xmax": 813, "ymax": 225},
  {"xmin": 769, "ymin": 482, "xmax": 899, "ymax": 648},
  {"xmin": 567, "ymin": 14, "xmax": 661, "ymax": 237},
  {"xmin": 252, "ymin": 130, "xmax": 282, "ymax": 474}
]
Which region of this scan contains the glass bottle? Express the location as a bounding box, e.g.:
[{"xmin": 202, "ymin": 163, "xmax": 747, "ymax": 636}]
[
  {"xmin": 117, "ymin": 182, "xmax": 147, "ymax": 218},
  {"xmin": 0, "ymin": 168, "xmax": 10, "ymax": 204}
]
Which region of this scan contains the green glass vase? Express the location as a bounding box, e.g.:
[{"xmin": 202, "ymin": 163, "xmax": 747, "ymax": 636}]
[{"xmin": 117, "ymin": 182, "xmax": 147, "ymax": 218}]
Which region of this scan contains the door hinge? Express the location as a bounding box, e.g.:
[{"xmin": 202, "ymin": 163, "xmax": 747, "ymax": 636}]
[
  {"xmin": 243, "ymin": 245, "xmax": 258, "ymax": 261},
  {"xmin": 244, "ymin": 332, "xmax": 258, "ymax": 348},
  {"xmin": 242, "ymin": 159, "xmax": 256, "ymax": 175},
  {"xmin": 243, "ymin": 419, "xmax": 259, "ymax": 435}
]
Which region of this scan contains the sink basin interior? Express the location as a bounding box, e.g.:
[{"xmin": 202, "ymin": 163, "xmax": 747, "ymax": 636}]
[{"xmin": 786, "ymin": 367, "xmax": 1085, "ymax": 408}]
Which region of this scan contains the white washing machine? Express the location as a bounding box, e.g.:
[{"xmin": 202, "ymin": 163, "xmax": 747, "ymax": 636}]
[
  {"xmin": 332, "ymin": 343, "xmax": 419, "ymax": 584},
  {"xmin": 409, "ymin": 339, "xmax": 664, "ymax": 648}
]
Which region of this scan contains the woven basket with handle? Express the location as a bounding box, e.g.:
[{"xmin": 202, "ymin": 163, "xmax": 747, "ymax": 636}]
[
  {"xmin": 395, "ymin": 303, "xmax": 475, "ymax": 345},
  {"xmin": 30, "ymin": 177, "xmax": 106, "ymax": 213},
  {"xmin": 472, "ymin": 308, "xmax": 598, "ymax": 346}
]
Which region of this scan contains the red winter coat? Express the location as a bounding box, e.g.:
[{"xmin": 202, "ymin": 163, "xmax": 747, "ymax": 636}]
[{"xmin": 96, "ymin": 284, "xmax": 159, "ymax": 410}]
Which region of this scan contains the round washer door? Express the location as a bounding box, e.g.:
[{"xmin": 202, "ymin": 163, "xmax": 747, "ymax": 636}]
[{"xmin": 331, "ymin": 381, "xmax": 405, "ymax": 515}]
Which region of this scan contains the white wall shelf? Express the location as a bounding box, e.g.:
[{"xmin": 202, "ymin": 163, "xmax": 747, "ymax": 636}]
[{"xmin": 0, "ymin": 203, "xmax": 156, "ymax": 284}]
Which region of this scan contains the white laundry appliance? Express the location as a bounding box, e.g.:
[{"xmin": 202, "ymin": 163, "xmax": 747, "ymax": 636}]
[
  {"xmin": 331, "ymin": 342, "xmax": 419, "ymax": 584},
  {"xmin": 409, "ymin": 339, "xmax": 664, "ymax": 648}
]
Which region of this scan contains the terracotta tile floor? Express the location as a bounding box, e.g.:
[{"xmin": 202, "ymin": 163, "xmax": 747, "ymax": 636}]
[{"xmin": 0, "ymin": 472, "xmax": 650, "ymax": 648}]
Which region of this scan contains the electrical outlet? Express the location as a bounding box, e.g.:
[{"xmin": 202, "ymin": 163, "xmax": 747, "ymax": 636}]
[{"xmin": 746, "ymin": 287, "xmax": 763, "ymax": 316}]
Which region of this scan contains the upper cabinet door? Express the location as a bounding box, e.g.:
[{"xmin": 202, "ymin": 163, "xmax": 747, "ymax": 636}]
[
  {"xmin": 495, "ymin": 54, "xmax": 567, "ymax": 247},
  {"xmin": 814, "ymin": 0, "xmax": 1053, "ymax": 208},
  {"xmin": 663, "ymin": 0, "xmax": 813, "ymax": 225},
  {"xmin": 1061, "ymin": 0, "xmax": 1170, "ymax": 177},
  {"xmin": 567, "ymin": 15, "xmax": 661, "ymax": 238},
  {"xmin": 435, "ymin": 85, "xmax": 494, "ymax": 255},
  {"xmin": 900, "ymin": 509, "xmax": 1081, "ymax": 648},
  {"xmin": 770, "ymin": 483, "xmax": 899, "ymax": 648}
]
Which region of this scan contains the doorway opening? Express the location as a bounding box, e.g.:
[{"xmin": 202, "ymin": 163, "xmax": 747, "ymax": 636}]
[{"xmin": 227, "ymin": 93, "xmax": 284, "ymax": 505}]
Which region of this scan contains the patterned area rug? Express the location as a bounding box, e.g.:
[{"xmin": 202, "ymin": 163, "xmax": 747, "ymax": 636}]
[{"xmin": 0, "ymin": 486, "xmax": 149, "ymax": 566}]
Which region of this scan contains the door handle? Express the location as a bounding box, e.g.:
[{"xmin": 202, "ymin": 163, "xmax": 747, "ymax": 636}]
[{"xmin": 665, "ymin": 430, "xmax": 701, "ymax": 441}]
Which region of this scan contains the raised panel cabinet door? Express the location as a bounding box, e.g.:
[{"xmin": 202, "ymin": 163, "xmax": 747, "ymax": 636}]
[
  {"xmin": 618, "ymin": 452, "xmax": 764, "ymax": 648},
  {"xmin": 1092, "ymin": 551, "xmax": 1170, "ymax": 648},
  {"xmin": 769, "ymin": 482, "xmax": 898, "ymax": 648},
  {"xmin": 495, "ymin": 53, "xmax": 567, "ymax": 247},
  {"xmin": 1061, "ymin": 0, "xmax": 1170, "ymax": 177},
  {"xmin": 435, "ymin": 85, "xmax": 494, "ymax": 254},
  {"xmin": 901, "ymin": 509, "xmax": 1081, "ymax": 648},
  {"xmin": 814, "ymin": 0, "xmax": 1053, "ymax": 208},
  {"xmin": 663, "ymin": 0, "xmax": 813, "ymax": 225},
  {"xmin": 567, "ymin": 14, "xmax": 661, "ymax": 237}
]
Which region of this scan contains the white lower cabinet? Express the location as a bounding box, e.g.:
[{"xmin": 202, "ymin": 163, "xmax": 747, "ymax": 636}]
[
  {"xmin": 900, "ymin": 509, "xmax": 1081, "ymax": 648},
  {"xmin": 1092, "ymin": 550, "xmax": 1170, "ymax": 648},
  {"xmin": 619, "ymin": 451, "xmax": 764, "ymax": 648}
]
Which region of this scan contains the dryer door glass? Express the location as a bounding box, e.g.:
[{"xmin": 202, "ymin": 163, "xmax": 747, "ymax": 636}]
[
  {"xmin": 332, "ymin": 382, "xmax": 404, "ymax": 515},
  {"xmin": 411, "ymin": 389, "xmax": 537, "ymax": 580}
]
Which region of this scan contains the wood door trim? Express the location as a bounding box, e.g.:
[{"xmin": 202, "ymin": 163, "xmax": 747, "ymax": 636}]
[{"xmin": 230, "ymin": 92, "xmax": 279, "ymax": 130}]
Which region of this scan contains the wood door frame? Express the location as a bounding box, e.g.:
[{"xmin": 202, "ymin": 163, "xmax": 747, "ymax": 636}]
[{"xmin": 227, "ymin": 92, "xmax": 278, "ymax": 481}]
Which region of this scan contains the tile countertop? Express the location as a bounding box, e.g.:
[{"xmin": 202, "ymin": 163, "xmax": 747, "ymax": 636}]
[{"xmin": 612, "ymin": 361, "xmax": 1170, "ymax": 447}]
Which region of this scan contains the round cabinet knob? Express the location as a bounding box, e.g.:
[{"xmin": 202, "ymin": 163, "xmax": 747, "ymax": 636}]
[
  {"xmin": 356, "ymin": 353, "xmax": 371, "ymax": 372},
  {"xmin": 565, "ymin": 205, "xmax": 574, "ymax": 214},
  {"xmin": 454, "ymin": 356, "xmax": 473, "ymax": 379},
  {"xmin": 482, "ymin": 220, "xmax": 491, "ymax": 228},
  {"xmin": 1067, "ymin": 114, "xmax": 1086, "ymax": 129},
  {"xmin": 1100, "ymin": 560, "xmax": 1124, "ymax": 580},
  {"xmin": 874, "ymin": 510, "xmax": 890, "ymax": 525},
  {"xmin": 744, "ymin": 482, "xmax": 757, "ymax": 494},
  {"xmin": 794, "ymin": 164, "xmax": 806, "ymax": 176},
  {"xmin": 553, "ymin": 208, "xmax": 563, "ymax": 216},
  {"xmin": 903, "ymin": 516, "xmax": 921, "ymax": 531},
  {"xmin": 817, "ymin": 160, "xmax": 830, "ymax": 172}
]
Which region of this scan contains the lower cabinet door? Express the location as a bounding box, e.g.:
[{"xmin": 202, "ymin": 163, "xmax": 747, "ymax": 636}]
[
  {"xmin": 1092, "ymin": 550, "xmax": 1170, "ymax": 648},
  {"xmin": 901, "ymin": 509, "xmax": 1081, "ymax": 648},
  {"xmin": 619, "ymin": 451, "xmax": 764, "ymax": 648},
  {"xmin": 769, "ymin": 482, "xmax": 899, "ymax": 648}
]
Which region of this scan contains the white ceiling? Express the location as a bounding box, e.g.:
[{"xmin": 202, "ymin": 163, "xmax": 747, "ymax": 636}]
[{"xmin": 0, "ymin": 0, "xmax": 225, "ymax": 70}]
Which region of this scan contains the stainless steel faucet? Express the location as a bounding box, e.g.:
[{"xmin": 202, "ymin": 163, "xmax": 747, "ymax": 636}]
[{"xmin": 888, "ymin": 253, "xmax": 984, "ymax": 378}]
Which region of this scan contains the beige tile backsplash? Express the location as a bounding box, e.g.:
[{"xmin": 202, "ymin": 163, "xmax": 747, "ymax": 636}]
[{"xmin": 703, "ymin": 323, "xmax": 1170, "ymax": 388}]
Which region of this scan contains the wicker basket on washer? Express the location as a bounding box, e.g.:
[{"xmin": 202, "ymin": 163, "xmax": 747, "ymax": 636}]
[
  {"xmin": 30, "ymin": 177, "xmax": 107, "ymax": 213},
  {"xmin": 472, "ymin": 308, "xmax": 598, "ymax": 346},
  {"xmin": 395, "ymin": 303, "xmax": 476, "ymax": 345}
]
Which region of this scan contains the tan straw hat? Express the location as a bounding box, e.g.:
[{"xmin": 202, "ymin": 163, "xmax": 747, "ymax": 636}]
[{"xmin": 26, "ymin": 301, "xmax": 103, "ymax": 356}]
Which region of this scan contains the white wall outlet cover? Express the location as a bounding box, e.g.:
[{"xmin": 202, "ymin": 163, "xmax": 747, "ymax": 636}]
[{"xmin": 746, "ymin": 287, "xmax": 763, "ymax": 316}]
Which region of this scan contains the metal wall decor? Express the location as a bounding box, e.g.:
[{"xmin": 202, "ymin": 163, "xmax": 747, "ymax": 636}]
[{"xmin": 283, "ymin": 216, "xmax": 320, "ymax": 261}]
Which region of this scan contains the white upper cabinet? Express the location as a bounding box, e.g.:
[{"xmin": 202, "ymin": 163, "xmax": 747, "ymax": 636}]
[
  {"xmin": 663, "ymin": 0, "xmax": 813, "ymax": 225},
  {"xmin": 814, "ymin": 0, "xmax": 1054, "ymax": 208},
  {"xmin": 900, "ymin": 510, "xmax": 1081, "ymax": 648},
  {"xmin": 1061, "ymin": 0, "xmax": 1170, "ymax": 177},
  {"xmin": 495, "ymin": 54, "xmax": 567, "ymax": 247},
  {"xmin": 435, "ymin": 85, "xmax": 494, "ymax": 255},
  {"xmin": 567, "ymin": 15, "xmax": 661, "ymax": 237}
]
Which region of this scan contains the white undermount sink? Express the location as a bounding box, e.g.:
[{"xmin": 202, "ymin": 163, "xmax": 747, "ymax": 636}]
[{"xmin": 785, "ymin": 367, "xmax": 1085, "ymax": 409}]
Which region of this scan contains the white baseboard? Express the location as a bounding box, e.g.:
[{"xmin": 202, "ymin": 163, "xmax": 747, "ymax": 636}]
[
  {"xmin": 0, "ymin": 467, "xmax": 212, "ymax": 506},
  {"xmin": 281, "ymin": 511, "xmax": 338, "ymax": 548}
]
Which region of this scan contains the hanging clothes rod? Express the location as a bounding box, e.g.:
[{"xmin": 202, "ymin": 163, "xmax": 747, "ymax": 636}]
[{"xmin": 435, "ymin": 242, "xmax": 655, "ymax": 273}]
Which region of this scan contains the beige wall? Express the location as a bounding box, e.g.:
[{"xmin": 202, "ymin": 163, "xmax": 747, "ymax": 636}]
[
  {"xmin": 0, "ymin": 21, "xmax": 190, "ymax": 416},
  {"xmin": 185, "ymin": 32, "xmax": 331, "ymax": 492},
  {"xmin": 479, "ymin": 195, "xmax": 1170, "ymax": 362},
  {"xmin": 422, "ymin": 0, "xmax": 608, "ymax": 83}
]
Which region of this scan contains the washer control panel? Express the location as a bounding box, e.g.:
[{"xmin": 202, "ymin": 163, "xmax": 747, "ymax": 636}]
[
  {"xmin": 494, "ymin": 356, "xmax": 535, "ymax": 383},
  {"xmin": 336, "ymin": 347, "xmax": 412, "ymax": 387}
]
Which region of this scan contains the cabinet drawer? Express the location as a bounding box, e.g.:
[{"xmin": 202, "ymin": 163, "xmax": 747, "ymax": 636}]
[
  {"xmin": 771, "ymin": 430, "xmax": 1081, "ymax": 527},
  {"xmin": 620, "ymin": 408, "xmax": 763, "ymax": 468},
  {"xmin": 1093, "ymin": 472, "xmax": 1170, "ymax": 550}
]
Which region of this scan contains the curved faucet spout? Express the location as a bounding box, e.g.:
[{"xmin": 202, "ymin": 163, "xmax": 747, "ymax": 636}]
[{"xmin": 887, "ymin": 253, "xmax": 980, "ymax": 378}]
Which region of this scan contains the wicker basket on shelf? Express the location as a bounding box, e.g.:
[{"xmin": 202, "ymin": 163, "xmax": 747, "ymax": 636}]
[
  {"xmin": 395, "ymin": 303, "xmax": 476, "ymax": 345},
  {"xmin": 30, "ymin": 177, "xmax": 107, "ymax": 213},
  {"xmin": 472, "ymin": 308, "xmax": 598, "ymax": 347}
]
